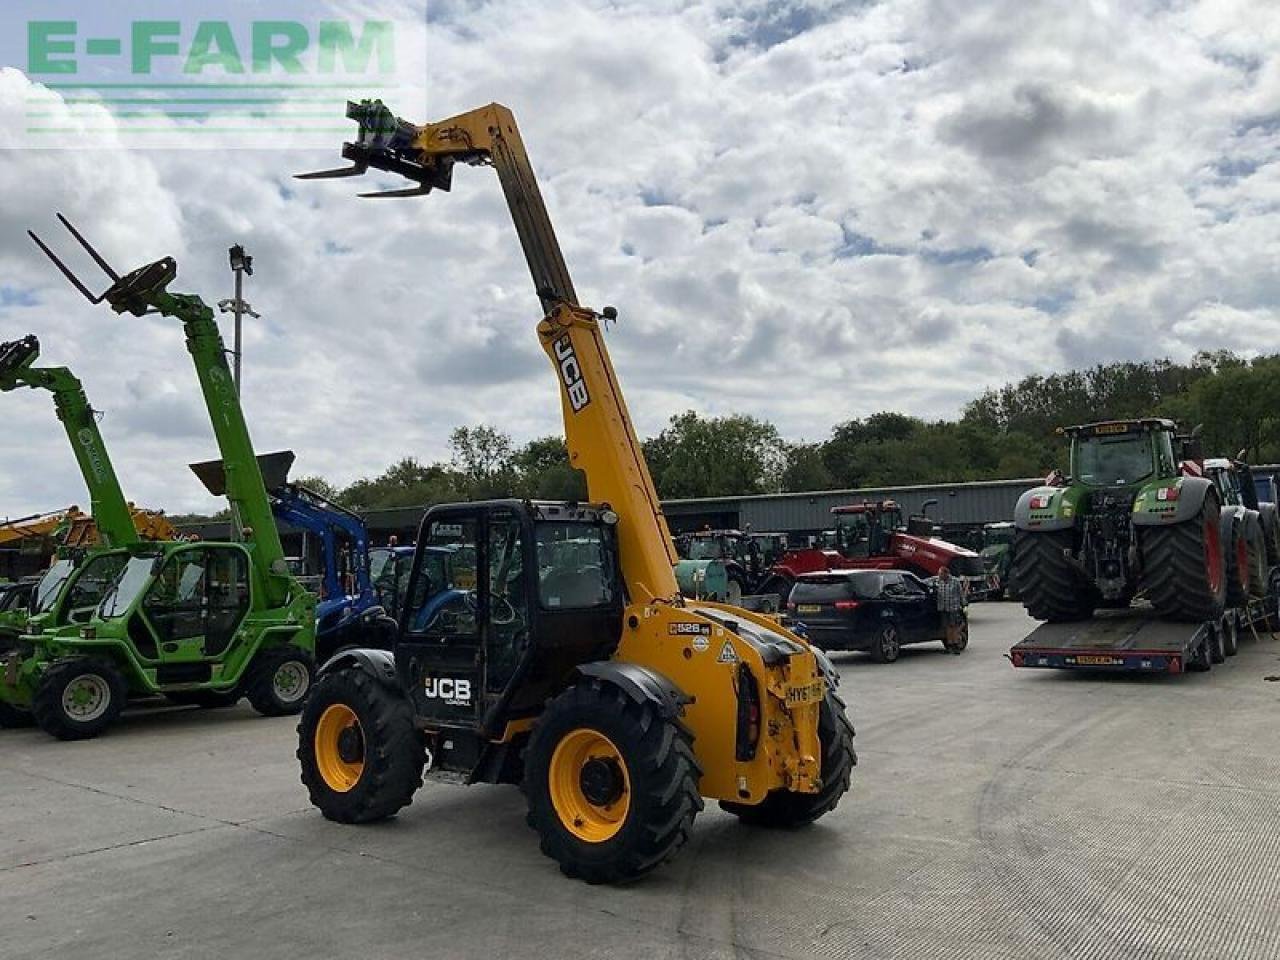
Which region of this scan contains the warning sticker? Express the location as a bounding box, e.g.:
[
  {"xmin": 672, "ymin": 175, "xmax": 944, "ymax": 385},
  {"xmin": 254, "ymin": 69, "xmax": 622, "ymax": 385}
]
[{"xmin": 717, "ymin": 640, "xmax": 739, "ymax": 664}]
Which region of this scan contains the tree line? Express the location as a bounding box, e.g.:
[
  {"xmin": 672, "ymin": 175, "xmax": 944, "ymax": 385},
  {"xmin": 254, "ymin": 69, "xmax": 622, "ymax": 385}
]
[{"xmin": 171, "ymin": 350, "xmax": 1280, "ymax": 520}]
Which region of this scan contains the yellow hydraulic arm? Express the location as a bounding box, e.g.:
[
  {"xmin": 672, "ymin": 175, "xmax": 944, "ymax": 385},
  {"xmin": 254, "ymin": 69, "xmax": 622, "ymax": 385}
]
[{"xmin": 301, "ymin": 102, "xmax": 680, "ymax": 603}]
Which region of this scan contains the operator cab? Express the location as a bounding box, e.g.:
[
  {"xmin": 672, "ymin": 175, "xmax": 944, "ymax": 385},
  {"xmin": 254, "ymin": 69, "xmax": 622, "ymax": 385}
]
[
  {"xmin": 395, "ymin": 499, "xmax": 624, "ymax": 750},
  {"xmin": 30, "ymin": 550, "xmax": 131, "ymax": 627},
  {"xmin": 833, "ymin": 502, "xmax": 901, "ymax": 558}
]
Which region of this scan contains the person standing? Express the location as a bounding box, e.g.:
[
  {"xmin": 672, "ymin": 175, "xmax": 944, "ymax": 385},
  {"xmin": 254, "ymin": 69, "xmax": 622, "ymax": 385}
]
[{"xmin": 935, "ymin": 566, "xmax": 967, "ymax": 653}]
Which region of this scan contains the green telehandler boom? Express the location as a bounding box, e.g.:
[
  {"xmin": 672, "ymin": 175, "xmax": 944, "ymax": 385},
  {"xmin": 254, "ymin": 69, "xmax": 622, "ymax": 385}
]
[{"xmin": 0, "ymin": 216, "xmax": 316, "ymax": 740}]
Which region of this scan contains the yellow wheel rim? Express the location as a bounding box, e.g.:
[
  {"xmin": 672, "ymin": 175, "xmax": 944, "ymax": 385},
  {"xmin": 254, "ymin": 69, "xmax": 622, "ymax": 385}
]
[
  {"xmin": 548, "ymin": 728, "xmax": 631, "ymax": 843},
  {"xmin": 315, "ymin": 703, "xmax": 365, "ymax": 793}
]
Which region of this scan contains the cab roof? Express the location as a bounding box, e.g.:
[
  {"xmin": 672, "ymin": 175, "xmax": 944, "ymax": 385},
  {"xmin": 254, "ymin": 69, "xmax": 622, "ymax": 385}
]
[
  {"xmin": 831, "ymin": 499, "xmax": 899, "ymax": 515},
  {"xmin": 1061, "ymin": 418, "xmax": 1177, "ymax": 436}
]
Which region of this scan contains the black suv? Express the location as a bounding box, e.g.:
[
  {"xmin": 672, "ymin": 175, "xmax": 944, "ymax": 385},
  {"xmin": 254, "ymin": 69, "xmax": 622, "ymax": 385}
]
[{"xmin": 786, "ymin": 569, "xmax": 966, "ymax": 663}]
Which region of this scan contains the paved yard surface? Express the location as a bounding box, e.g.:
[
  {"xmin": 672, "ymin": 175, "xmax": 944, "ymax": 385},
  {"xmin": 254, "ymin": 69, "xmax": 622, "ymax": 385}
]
[{"xmin": 3, "ymin": 603, "xmax": 1279, "ymax": 959}]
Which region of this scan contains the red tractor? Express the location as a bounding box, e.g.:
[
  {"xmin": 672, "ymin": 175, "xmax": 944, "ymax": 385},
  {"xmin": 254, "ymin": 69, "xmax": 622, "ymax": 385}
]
[{"xmin": 766, "ymin": 500, "xmax": 987, "ymax": 602}]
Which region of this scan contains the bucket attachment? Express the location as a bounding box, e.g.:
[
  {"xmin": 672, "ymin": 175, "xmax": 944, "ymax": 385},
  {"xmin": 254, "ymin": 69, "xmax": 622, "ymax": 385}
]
[
  {"xmin": 28, "ymin": 214, "xmax": 176, "ymax": 316},
  {"xmin": 190, "ymin": 450, "xmax": 296, "ymax": 497}
]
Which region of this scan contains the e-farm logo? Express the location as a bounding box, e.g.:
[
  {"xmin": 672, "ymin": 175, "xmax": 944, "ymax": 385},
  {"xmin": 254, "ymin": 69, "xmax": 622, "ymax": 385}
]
[{"xmin": 20, "ymin": 10, "xmax": 422, "ymax": 149}]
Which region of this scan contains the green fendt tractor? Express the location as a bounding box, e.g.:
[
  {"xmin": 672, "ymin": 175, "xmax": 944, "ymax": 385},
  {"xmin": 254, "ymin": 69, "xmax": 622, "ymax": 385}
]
[
  {"xmin": 1011, "ymin": 419, "xmax": 1226, "ymax": 623},
  {"xmin": 0, "ymin": 217, "xmax": 316, "ymax": 740}
]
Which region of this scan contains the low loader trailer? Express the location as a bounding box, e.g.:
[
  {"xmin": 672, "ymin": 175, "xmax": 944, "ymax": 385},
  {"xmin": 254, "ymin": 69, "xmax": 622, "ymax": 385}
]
[{"xmin": 1009, "ymin": 599, "xmax": 1273, "ymax": 675}]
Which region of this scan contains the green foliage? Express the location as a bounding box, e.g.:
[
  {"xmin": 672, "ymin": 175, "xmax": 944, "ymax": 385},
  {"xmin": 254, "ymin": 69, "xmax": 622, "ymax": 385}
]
[{"xmin": 642, "ymin": 411, "xmax": 785, "ymax": 499}]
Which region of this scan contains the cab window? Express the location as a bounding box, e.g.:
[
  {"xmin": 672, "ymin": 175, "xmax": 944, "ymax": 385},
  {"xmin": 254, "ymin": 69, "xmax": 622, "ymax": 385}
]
[
  {"xmin": 61, "ymin": 553, "xmax": 129, "ymax": 624},
  {"xmin": 406, "ymin": 519, "xmax": 478, "ymax": 636},
  {"xmin": 536, "ymin": 523, "xmax": 613, "ymax": 609}
]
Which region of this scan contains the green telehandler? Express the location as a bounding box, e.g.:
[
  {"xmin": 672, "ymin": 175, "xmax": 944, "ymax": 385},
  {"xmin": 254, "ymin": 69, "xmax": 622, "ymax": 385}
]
[
  {"xmin": 0, "ymin": 216, "xmax": 316, "ymax": 740},
  {"xmin": 1010, "ymin": 419, "xmax": 1226, "ymax": 623}
]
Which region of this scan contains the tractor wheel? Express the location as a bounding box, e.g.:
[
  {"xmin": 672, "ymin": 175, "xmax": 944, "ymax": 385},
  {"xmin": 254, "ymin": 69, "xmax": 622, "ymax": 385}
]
[
  {"xmin": 720, "ymin": 690, "xmax": 856, "ymax": 828},
  {"xmin": 871, "ymin": 622, "xmax": 902, "ymax": 663},
  {"xmin": 1222, "ymin": 516, "xmax": 1251, "ymax": 608},
  {"xmin": 166, "ymin": 688, "xmax": 242, "ymax": 709},
  {"xmin": 1241, "ymin": 512, "xmax": 1268, "ymax": 600},
  {"xmin": 725, "ymin": 573, "xmax": 746, "ymax": 606},
  {"xmin": 523, "ymin": 679, "xmax": 702, "ymax": 884},
  {"xmin": 245, "ymin": 647, "xmax": 315, "ymax": 717},
  {"xmin": 0, "ymin": 701, "xmax": 35, "ymax": 728},
  {"xmin": 297, "ymin": 668, "xmax": 425, "ymax": 823},
  {"xmin": 1142, "ymin": 497, "xmax": 1227, "ymax": 622},
  {"xmin": 32, "ymin": 657, "xmax": 127, "ymax": 741},
  {"xmin": 1010, "ymin": 530, "xmax": 1096, "ymax": 622},
  {"xmin": 1221, "ymin": 613, "xmax": 1240, "ymax": 658},
  {"xmin": 756, "ymin": 571, "xmax": 795, "ymax": 609}
]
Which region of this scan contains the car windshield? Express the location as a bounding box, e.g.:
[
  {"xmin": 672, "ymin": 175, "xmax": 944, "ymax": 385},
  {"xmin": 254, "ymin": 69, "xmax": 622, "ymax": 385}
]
[
  {"xmin": 1074, "ymin": 434, "xmax": 1154, "ymax": 486},
  {"xmin": 98, "ymin": 555, "xmax": 157, "ymax": 619},
  {"xmin": 33, "ymin": 559, "xmax": 74, "ymax": 614}
]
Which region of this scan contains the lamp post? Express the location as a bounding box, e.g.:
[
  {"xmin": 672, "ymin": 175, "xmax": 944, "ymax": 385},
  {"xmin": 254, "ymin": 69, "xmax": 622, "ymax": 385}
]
[{"xmin": 218, "ymin": 244, "xmax": 259, "ymax": 396}]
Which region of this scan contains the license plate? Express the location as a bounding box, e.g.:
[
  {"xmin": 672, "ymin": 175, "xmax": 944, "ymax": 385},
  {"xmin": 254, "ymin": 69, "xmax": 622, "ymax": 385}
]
[
  {"xmin": 797, "ymin": 604, "xmax": 821, "ymax": 614},
  {"xmin": 785, "ymin": 680, "xmax": 825, "ymax": 705},
  {"xmin": 1074, "ymin": 655, "xmax": 1122, "ymax": 665}
]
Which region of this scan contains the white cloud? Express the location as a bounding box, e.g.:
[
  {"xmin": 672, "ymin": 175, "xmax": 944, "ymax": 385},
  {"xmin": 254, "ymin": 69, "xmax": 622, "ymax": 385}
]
[{"xmin": 2, "ymin": 0, "xmax": 1279, "ymax": 516}]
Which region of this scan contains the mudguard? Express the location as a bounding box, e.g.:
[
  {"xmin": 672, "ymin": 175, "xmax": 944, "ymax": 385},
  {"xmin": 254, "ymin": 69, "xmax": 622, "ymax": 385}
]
[
  {"xmin": 1013, "ymin": 485, "xmax": 1081, "ymax": 533},
  {"xmin": 1132, "ymin": 475, "xmax": 1214, "ymax": 526},
  {"xmin": 317, "ymin": 646, "xmax": 399, "ymax": 690},
  {"xmin": 576, "ymin": 661, "xmax": 689, "ymax": 720},
  {"xmin": 809, "ymin": 645, "xmax": 841, "ymax": 690}
]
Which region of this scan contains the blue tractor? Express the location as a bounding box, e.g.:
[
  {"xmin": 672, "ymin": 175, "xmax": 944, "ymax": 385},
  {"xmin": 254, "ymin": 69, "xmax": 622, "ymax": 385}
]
[{"xmin": 191, "ymin": 452, "xmax": 394, "ymax": 661}]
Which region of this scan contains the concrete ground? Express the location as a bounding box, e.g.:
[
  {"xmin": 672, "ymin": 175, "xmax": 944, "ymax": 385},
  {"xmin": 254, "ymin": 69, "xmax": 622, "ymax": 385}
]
[{"xmin": 3, "ymin": 603, "xmax": 1280, "ymax": 960}]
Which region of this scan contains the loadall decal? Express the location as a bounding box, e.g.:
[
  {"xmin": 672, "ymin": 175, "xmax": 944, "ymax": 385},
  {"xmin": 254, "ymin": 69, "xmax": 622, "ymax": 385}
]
[{"xmin": 554, "ymin": 335, "xmax": 590, "ymax": 411}]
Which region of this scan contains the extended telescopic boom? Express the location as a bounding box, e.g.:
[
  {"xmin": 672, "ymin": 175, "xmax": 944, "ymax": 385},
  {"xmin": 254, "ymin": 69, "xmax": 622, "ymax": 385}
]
[{"xmin": 298, "ymin": 101, "xmax": 679, "ymax": 602}]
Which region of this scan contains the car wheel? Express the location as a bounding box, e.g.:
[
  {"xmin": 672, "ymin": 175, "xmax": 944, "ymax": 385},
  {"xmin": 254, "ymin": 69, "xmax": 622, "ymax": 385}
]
[{"xmin": 872, "ymin": 623, "xmax": 901, "ymax": 663}]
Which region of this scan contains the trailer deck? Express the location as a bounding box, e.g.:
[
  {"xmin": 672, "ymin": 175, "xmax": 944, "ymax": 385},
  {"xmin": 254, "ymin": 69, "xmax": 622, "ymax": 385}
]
[{"xmin": 1009, "ymin": 603, "xmax": 1221, "ymax": 673}]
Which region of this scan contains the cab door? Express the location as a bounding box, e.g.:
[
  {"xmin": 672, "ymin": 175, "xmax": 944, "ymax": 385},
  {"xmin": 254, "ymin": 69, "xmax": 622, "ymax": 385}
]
[
  {"xmin": 399, "ymin": 510, "xmax": 485, "ymax": 728},
  {"xmin": 141, "ymin": 545, "xmax": 251, "ymax": 662}
]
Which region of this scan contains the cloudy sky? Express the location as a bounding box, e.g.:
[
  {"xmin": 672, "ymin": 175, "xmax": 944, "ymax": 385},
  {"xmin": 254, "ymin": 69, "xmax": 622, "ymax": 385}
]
[{"xmin": 1, "ymin": 0, "xmax": 1278, "ymax": 517}]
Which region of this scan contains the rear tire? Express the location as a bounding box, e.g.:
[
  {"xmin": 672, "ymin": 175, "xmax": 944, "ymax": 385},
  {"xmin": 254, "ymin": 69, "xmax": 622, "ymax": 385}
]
[
  {"xmin": 719, "ymin": 690, "xmax": 856, "ymax": 827},
  {"xmin": 1011, "ymin": 530, "xmax": 1096, "ymax": 622},
  {"xmin": 523, "ymin": 679, "xmax": 702, "ymax": 884},
  {"xmin": 871, "ymin": 622, "xmax": 902, "ymax": 663},
  {"xmin": 31, "ymin": 657, "xmax": 127, "ymax": 741},
  {"xmin": 1241, "ymin": 512, "xmax": 1268, "ymax": 600},
  {"xmin": 1222, "ymin": 515, "xmax": 1250, "ymax": 608},
  {"xmin": 1142, "ymin": 497, "xmax": 1227, "ymax": 622},
  {"xmin": 245, "ymin": 647, "xmax": 315, "ymax": 717},
  {"xmin": 1259, "ymin": 505, "xmax": 1280, "ymax": 567},
  {"xmin": 297, "ymin": 668, "xmax": 425, "ymax": 823}
]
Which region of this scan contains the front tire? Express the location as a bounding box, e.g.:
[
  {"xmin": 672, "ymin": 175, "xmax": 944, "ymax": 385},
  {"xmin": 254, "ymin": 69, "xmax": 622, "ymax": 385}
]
[
  {"xmin": 0, "ymin": 701, "xmax": 35, "ymax": 728},
  {"xmin": 1011, "ymin": 530, "xmax": 1096, "ymax": 622},
  {"xmin": 32, "ymin": 657, "xmax": 127, "ymax": 741},
  {"xmin": 719, "ymin": 690, "xmax": 856, "ymax": 827},
  {"xmin": 1142, "ymin": 497, "xmax": 1227, "ymax": 622},
  {"xmin": 245, "ymin": 647, "xmax": 315, "ymax": 717},
  {"xmin": 523, "ymin": 679, "xmax": 702, "ymax": 884},
  {"xmin": 297, "ymin": 668, "xmax": 425, "ymax": 823}
]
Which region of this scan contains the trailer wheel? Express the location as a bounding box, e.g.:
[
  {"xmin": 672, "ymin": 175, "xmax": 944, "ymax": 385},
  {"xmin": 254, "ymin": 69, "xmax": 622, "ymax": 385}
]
[
  {"xmin": 720, "ymin": 690, "xmax": 856, "ymax": 827},
  {"xmin": 1187, "ymin": 631, "xmax": 1213, "ymax": 672},
  {"xmin": 1010, "ymin": 530, "xmax": 1096, "ymax": 622},
  {"xmin": 1221, "ymin": 614, "xmax": 1240, "ymax": 657},
  {"xmin": 1142, "ymin": 497, "xmax": 1227, "ymax": 622}
]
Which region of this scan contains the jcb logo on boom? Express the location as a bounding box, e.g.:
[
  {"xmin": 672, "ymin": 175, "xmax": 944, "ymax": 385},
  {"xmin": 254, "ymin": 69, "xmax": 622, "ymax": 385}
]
[
  {"xmin": 423, "ymin": 677, "xmax": 472, "ymax": 705},
  {"xmin": 554, "ymin": 336, "xmax": 590, "ymax": 412}
]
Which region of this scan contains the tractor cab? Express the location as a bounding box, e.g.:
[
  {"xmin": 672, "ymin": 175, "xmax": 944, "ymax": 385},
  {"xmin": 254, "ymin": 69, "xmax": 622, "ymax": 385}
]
[
  {"xmin": 1067, "ymin": 420, "xmax": 1178, "ymax": 489},
  {"xmin": 832, "ymin": 502, "xmax": 902, "ymax": 558},
  {"xmin": 27, "ymin": 548, "xmax": 131, "ymax": 630},
  {"xmin": 394, "ymin": 500, "xmax": 624, "ymax": 763}
]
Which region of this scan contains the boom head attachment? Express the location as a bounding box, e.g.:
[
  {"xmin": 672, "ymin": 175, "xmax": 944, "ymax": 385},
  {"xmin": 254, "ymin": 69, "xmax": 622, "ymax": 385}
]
[
  {"xmin": 0, "ymin": 334, "xmax": 40, "ymax": 382},
  {"xmin": 294, "ymin": 99, "xmax": 455, "ymax": 198},
  {"xmin": 28, "ymin": 214, "xmax": 177, "ymax": 316}
]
